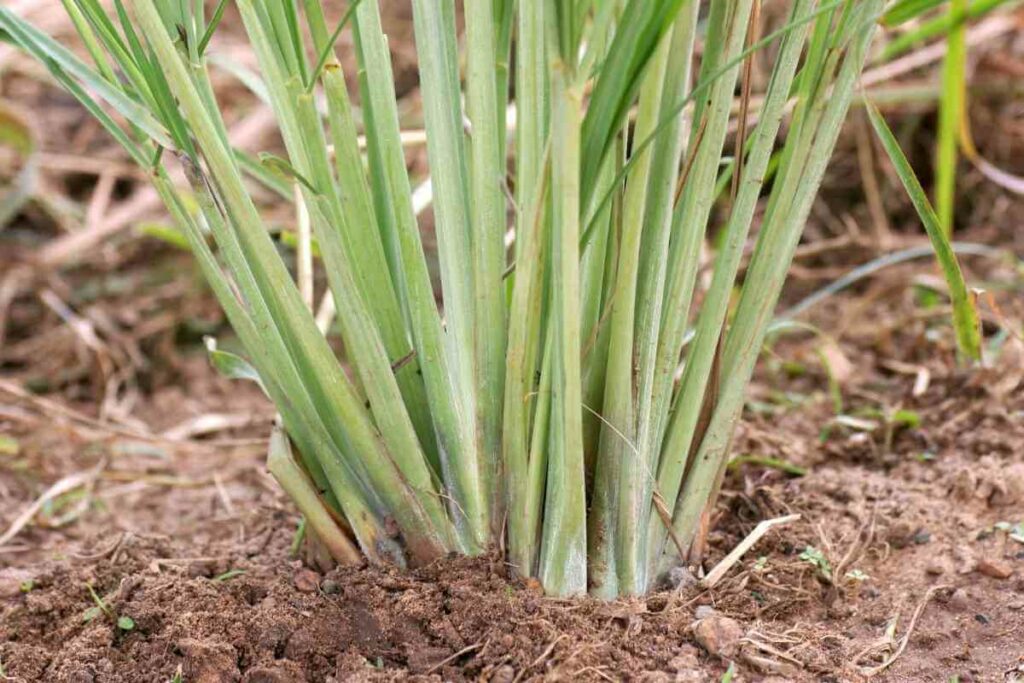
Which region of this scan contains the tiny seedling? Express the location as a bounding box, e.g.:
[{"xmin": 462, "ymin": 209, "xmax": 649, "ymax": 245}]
[
  {"xmin": 212, "ymin": 569, "xmax": 247, "ymax": 583},
  {"xmin": 799, "ymin": 546, "xmax": 834, "ymax": 582},
  {"xmin": 84, "ymin": 583, "xmax": 134, "ymax": 631},
  {"xmin": 860, "ymin": 406, "xmax": 922, "ymax": 452},
  {"xmin": 845, "ymin": 569, "xmax": 870, "ymax": 582}
]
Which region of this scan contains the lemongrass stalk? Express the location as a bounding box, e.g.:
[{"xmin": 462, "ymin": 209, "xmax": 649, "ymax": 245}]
[
  {"xmin": 465, "ymin": 0, "xmax": 508, "ymax": 534},
  {"xmin": 267, "ymin": 428, "xmax": 361, "ymax": 567},
  {"xmin": 642, "ymin": 0, "xmax": 753, "ymax": 486},
  {"xmin": 646, "ymin": 0, "xmax": 813, "ymax": 575},
  {"xmin": 408, "ymin": 0, "xmax": 474, "ymax": 348},
  {"xmin": 155, "ymin": 171, "xmax": 401, "ymax": 566},
  {"xmin": 503, "ymin": 0, "xmax": 549, "ymax": 578},
  {"xmin": 588, "ymin": 31, "xmax": 673, "ymax": 598},
  {"xmin": 502, "ymin": 188, "xmax": 548, "ymax": 573},
  {"xmin": 131, "ymin": 0, "xmax": 453, "ymax": 564},
  {"xmin": 400, "ymin": 0, "xmax": 489, "ymax": 545},
  {"xmin": 395, "ymin": 8, "xmax": 483, "ymax": 502},
  {"xmin": 295, "ymin": 184, "xmax": 313, "ymax": 309},
  {"xmin": 353, "ymin": 0, "xmax": 485, "ymax": 549},
  {"xmin": 512, "ymin": 0, "xmax": 547, "ymax": 264},
  {"xmin": 178, "ymin": 163, "xmax": 407, "ymax": 563},
  {"xmin": 628, "ymin": 5, "xmax": 702, "ymax": 593},
  {"xmin": 632, "ymin": 4, "xmax": 700, "ymax": 337},
  {"xmin": 503, "ymin": 3, "xmax": 546, "ymax": 573},
  {"xmin": 299, "ymin": 1, "xmax": 441, "ymax": 471},
  {"xmin": 632, "ymin": 4, "xmax": 753, "ymax": 572},
  {"xmin": 234, "ymin": 3, "xmax": 453, "ymax": 545},
  {"xmin": 662, "ymin": 0, "xmax": 882, "ymax": 575},
  {"xmin": 7, "ymin": 0, "xmax": 898, "ymax": 597},
  {"xmin": 538, "ymin": 66, "xmax": 587, "ymax": 597}
]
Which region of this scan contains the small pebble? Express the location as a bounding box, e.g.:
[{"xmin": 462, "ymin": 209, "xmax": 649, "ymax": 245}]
[
  {"xmin": 948, "ymin": 588, "xmax": 970, "ymax": 611},
  {"xmin": 320, "ymin": 579, "xmax": 340, "ymax": 595},
  {"xmin": 974, "ymin": 613, "xmax": 991, "ymax": 625},
  {"xmin": 926, "ymin": 559, "xmax": 948, "ymax": 576},
  {"xmin": 692, "ymin": 614, "xmax": 744, "ymax": 659},
  {"xmin": 293, "ymin": 569, "xmax": 320, "ymax": 593},
  {"xmin": 913, "ymin": 530, "xmax": 931, "ymax": 545},
  {"xmin": 975, "ymin": 558, "xmax": 1013, "ymax": 580}
]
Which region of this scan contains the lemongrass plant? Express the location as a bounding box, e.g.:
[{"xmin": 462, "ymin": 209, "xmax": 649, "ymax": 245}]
[{"xmin": 1, "ymin": 0, "xmax": 884, "ymax": 597}]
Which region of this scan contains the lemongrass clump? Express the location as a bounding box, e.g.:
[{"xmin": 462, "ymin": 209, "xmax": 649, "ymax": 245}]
[{"xmin": 1, "ymin": 0, "xmax": 884, "ymax": 597}]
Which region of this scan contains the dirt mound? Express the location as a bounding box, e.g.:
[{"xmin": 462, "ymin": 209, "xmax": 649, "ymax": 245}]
[{"xmin": 1, "ymin": 533, "xmax": 710, "ymax": 682}]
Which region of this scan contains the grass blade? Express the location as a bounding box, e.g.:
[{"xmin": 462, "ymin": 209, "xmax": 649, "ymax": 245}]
[
  {"xmin": 197, "ymin": 0, "xmax": 228, "ymax": 56},
  {"xmin": 865, "ymin": 101, "xmax": 982, "ymax": 361}
]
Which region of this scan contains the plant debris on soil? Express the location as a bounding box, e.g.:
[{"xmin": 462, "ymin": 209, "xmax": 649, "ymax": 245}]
[{"xmin": 3, "ymin": 2, "xmax": 1024, "ymax": 681}]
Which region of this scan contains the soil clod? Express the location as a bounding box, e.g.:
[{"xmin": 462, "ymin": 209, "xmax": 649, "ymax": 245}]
[{"xmin": 692, "ymin": 613, "xmax": 745, "ymax": 659}]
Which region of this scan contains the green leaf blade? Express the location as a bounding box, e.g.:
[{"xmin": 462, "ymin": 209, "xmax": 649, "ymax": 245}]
[{"xmin": 865, "ymin": 101, "xmax": 982, "ymax": 361}]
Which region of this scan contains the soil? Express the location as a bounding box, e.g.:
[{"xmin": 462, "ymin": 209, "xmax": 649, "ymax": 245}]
[{"xmin": 3, "ymin": 3, "xmax": 1024, "ymax": 682}]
